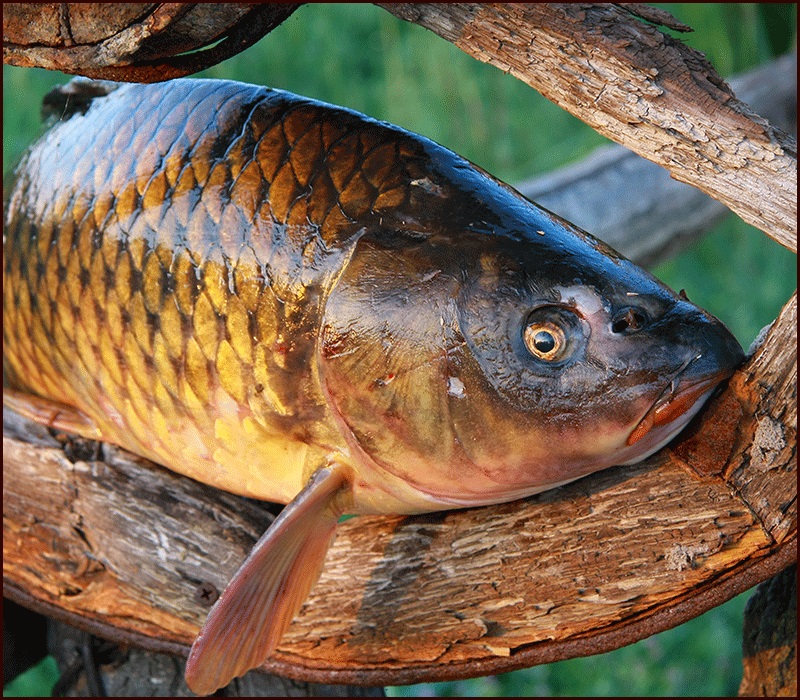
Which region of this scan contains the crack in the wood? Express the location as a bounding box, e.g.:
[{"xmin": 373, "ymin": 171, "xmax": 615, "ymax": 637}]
[
  {"xmin": 60, "ymin": 583, "xmax": 83, "ymax": 597},
  {"xmin": 58, "ymin": 3, "xmax": 75, "ymax": 47},
  {"xmin": 593, "ymin": 84, "xmax": 607, "ymax": 104},
  {"xmin": 71, "ymin": 525, "xmax": 94, "ymax": 553},
  {"xmin": 61, "ymin": 435, "xmax": 103, "ymax": 464},
  {"xmin": 727, "ymin": 444, "xmax": 788, "ymax": 546},
  {"xmin": 778, "ymin": 495, "xmax": 797, "ymax": 516}
]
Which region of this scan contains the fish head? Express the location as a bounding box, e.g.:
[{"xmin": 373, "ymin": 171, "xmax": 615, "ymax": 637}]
[
  {"xmin": 320, "ymin": 153, "xmax": 744, "ymax": 511},
  {"xmin": 451, "ymin": 219, "xmax": 745, "ymax": 486}
]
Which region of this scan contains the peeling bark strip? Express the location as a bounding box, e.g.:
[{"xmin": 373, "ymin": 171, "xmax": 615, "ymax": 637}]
[
  {"xmin": 378, "ymin": 3, "xmax": 797, "ymax": 252},
  {"xmin": 3, "ymin": 295, "xmax": 795, "ymax": 686}
]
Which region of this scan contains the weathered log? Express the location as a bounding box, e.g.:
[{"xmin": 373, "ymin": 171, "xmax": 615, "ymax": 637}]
[
  {"xmin": 2, "ymin": 3, "xmax": 301, "ymax": 81},
  {"xmin": 3, "ymin": 1, "xmax": 796, "ymax": 691},
  {"xmin": 739, "ymin": 565, "xmax": 797, "ymax": 697},
  {"xmin": 378, "ymin": 3, "xmax": 797, "ymax": 253}
]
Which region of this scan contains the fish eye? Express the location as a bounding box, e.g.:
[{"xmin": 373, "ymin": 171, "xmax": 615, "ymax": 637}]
[
  {"xmin": 524, "ymin": 322, "xmax": 565, "ymax": 360},
  {"xmin": 522, "ymin": 308, "xmax": 577, "ymax": 362}
]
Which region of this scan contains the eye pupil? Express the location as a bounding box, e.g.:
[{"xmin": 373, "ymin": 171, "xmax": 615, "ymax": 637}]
[
  {"xmin": 523, "ymin": 307, "xmax": 581, "ymax": 363},
  {"xmin": 533, "ymin": 331, "xmax": 555, "ymax": 353}
]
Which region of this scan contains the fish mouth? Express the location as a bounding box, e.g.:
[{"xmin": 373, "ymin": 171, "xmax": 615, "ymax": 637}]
[{"xmin": 625, "ymin": 355, "xmax": 733, "ymax": 451}]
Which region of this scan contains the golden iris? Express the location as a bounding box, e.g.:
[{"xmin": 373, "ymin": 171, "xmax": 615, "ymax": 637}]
[{"xmin": 524, "ymin": 321, "xmax": 567, "ymax": 361}]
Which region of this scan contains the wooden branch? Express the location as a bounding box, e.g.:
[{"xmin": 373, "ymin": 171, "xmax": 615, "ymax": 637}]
[
  {"xmin": 4, "ymin": 292, "xmax": 795, "ymax": 685},
  {"xmin": 3, "ymin": 2, "xmax": 797, "ymax": 689},
  {"xmin": 516, "ymin": 53, "xmax": 797, "ymax": 267},
  {"xmin": 2, "ymin": 3, "xmax": 301, "ymax": 82},
  {"xmin": 378, "ymin": 3, "xmax": 797, "ymax": 252},
  {"xmin": 4, "ymin": 3, "xmax": 795, "ymax": 256}
]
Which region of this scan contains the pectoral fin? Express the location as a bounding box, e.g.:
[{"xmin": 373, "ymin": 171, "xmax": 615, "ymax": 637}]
[
  {"xmin": 184, "ymin": 462, "xmax": 352, "ymax": 696},
  {"xmin": 3, "ymin": 388, "xmax": 101, "ymax": 440}
]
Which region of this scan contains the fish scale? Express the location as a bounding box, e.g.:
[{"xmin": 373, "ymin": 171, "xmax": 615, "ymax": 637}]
[{"xmin": 4, "ymin": 79, "xmax": 430, "ymax": 500}]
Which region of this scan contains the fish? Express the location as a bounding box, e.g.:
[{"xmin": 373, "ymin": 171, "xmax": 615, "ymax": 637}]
[{"xmin": 3, "ymin": 78, "xmax": 744, "ymax": 694}]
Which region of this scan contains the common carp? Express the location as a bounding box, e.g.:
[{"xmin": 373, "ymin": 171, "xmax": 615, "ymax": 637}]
[{"xmin": 3, "ymin": 78, "xmax": 744, "ymax": 694}]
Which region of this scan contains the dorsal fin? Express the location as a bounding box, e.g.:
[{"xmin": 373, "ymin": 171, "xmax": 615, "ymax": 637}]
[
  {"xmin": 184, "ymin": 463, "xmax": 352, "ymax": 695},
  {"xmin": 41, "ymin": 78, "xmax": 120, "ymax": 122}
]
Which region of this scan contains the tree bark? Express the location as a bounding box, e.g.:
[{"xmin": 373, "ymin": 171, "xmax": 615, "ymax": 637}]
[
  {"xmin": 2, "ymin": 3, "xmax": 301, "ymax": 82},
  {"xmin": 516, "ymin": 52, "xmax": 797, "ymax": 267}
]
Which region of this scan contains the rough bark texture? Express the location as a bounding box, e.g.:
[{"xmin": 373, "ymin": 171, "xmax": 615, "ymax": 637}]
[
  {"xmin": 2, "ymin": 3, "xmax": 301, "ymax": 81},
  {"xmin": 739, "ymin": 565, "xmax": 797, "ymax": 697},
  {"xmin": 3, "ymin": 1, "xmax": 797, "ymax": 692},
  {"xmin": 378, "ymin": 3, "xmax": 797, "ymax": 253}
]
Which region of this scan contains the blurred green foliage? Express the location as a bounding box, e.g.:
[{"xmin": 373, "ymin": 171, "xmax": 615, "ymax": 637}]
[{"xmin": 3, "ymin": 3, "xmax": 796, "ymax": 697}]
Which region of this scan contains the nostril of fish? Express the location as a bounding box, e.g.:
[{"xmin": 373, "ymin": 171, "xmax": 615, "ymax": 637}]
[{"xmin": 611, "ymin": 306, "xmax": 647, "ymax": 334}]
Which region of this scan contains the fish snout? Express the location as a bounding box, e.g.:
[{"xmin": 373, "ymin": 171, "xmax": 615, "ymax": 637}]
[
  {"xmin": 674, "ymin": 302, "xmax": 745, "ymax": 383},
  {"xmin": 622, "ymin": 301, "xmax": 743, "ymax": 455}
]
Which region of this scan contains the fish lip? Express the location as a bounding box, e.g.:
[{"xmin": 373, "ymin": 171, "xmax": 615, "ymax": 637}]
[{"xmin": 626, "ymin": 355, "xmax": 733, "ymax": 448}]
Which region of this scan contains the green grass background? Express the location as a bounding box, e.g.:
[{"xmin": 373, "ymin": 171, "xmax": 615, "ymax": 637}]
[{"xmin": 3, "ymin": 3, "xmax": 796, "ymax": 697}]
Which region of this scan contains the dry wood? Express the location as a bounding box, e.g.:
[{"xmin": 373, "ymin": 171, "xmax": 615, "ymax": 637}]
[
  {"xmin": 378, "ymin": 3, "xmax": 797, "ymax": 253},
  {"xmin": 2, "ymin": 3, "xmax": 301, "ymax": 81}
]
